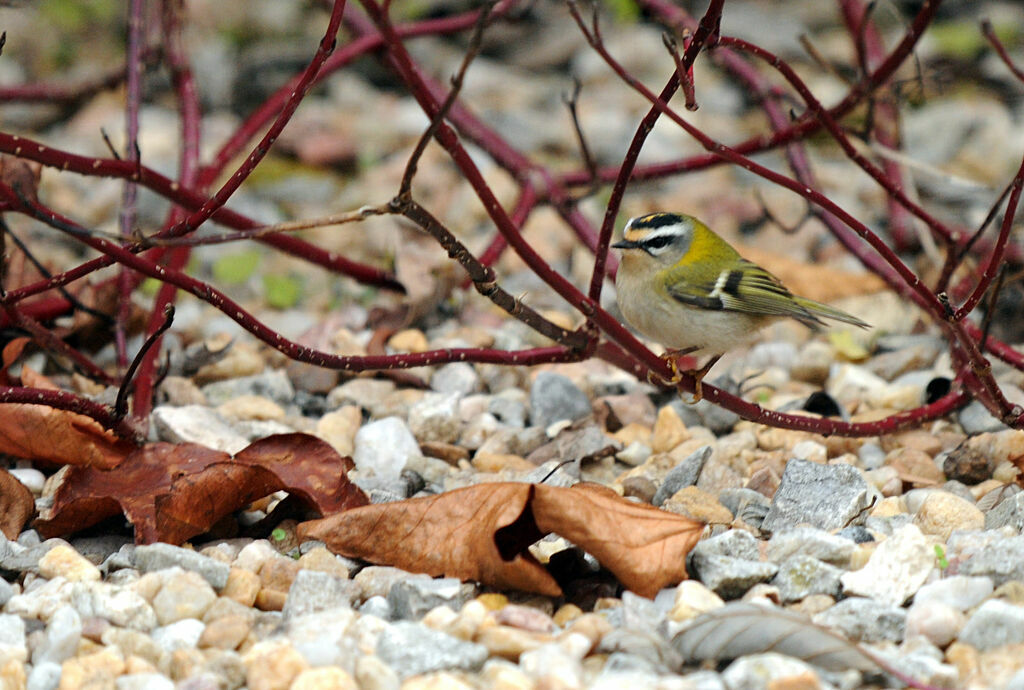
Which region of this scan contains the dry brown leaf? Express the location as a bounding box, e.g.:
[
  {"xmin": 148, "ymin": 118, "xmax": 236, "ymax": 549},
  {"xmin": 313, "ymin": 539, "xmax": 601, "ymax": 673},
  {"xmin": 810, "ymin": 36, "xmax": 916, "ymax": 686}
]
[
  {"xmin": 0, "ymin": 367, "xmax": 134, "ymax": 469},
  {"xmin": 298, "ymin": 482, "xmax": 703, "ymax": 598},
  {"xmin": 0, "ymin": 468, "xmax": 35, "ymax": 539},
  {"xmin": 0, "ymin": 337, "xmax": 30, "ymax": 386},
  {"xmin": 36, "ymin": 433, "xmax": 367, "ymax": 544}
]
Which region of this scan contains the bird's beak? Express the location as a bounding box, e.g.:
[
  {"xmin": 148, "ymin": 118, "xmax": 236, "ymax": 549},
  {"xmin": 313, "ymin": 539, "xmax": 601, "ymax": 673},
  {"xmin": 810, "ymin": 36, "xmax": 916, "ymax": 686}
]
[{"xmin": 612, "ymin": 239, "xmax": 639, "ymax": 249}]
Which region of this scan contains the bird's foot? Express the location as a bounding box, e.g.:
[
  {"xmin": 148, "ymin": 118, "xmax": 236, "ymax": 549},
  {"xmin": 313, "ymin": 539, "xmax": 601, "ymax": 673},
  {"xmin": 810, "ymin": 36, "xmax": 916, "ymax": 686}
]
[
  {"xmin": 685, "ymin": 354, "xmax": 721, "ymax": 404},
  {"xmin": 646, "ymin": 347, "xmax": 698, "ymax": 388}
]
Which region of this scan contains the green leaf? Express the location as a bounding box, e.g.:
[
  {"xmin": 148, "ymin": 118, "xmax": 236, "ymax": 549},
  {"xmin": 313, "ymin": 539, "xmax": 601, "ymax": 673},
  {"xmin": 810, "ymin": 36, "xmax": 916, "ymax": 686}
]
[
  {"xmin": 139, "ymin": 277, "xmax": 163, "ymax": 297},
  {"xmin": 262, "ymin": 273, "xmax": 302, "ymax": 309},
  {"xmin": 271, "ymin": 528, "xmax": 287, "ymax": 542},
  {"xmin": 934, "ymin": 544, "xmax": 949, "ymax": 570},
  {"xmin": 212, "ymin": 250, "xmax": 262, "ymax": 285},
  {"xmin": 606, "ymin": 0, "xmax": 640, "ymax": 23}
]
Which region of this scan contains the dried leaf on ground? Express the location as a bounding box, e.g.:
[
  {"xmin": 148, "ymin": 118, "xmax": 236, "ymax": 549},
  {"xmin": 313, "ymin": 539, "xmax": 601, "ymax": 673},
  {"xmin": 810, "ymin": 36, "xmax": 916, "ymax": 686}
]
[
  {"xmin": 0, "ymin": 367, "xmax": 134, "ymax": 469},
  {"xmin": 36, "ymin": 433, "xmax": 367, "ymax": 544},
  {"xmin": 0, "ymin": 337, "xmax": 30, "ymax": 386},
  {"xmin": 298, "ymin": 481, "xmax": 703, "ymax": 597},
  {"xmin": 0, "ymin": 468, "xmax": 36, "ymax": 539},
  {"xmin": 672, "ymin": 602, "xmax": 882, "ymax": 672}
]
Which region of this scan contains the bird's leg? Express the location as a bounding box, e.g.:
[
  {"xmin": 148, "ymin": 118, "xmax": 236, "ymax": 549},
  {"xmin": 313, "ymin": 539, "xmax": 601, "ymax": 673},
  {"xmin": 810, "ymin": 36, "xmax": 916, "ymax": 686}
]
[
  {"xmin": 646, "ymin": 347, "xmax": 698, "ymax": 387},
  {"xmin": 688, "ymin": 354, "xmax": 722, "ymax": 403}
]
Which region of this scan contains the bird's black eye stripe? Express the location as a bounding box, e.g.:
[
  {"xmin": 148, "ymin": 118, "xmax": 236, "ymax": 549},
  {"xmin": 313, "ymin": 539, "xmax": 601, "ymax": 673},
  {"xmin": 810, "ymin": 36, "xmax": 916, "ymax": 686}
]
[{"xmin": 642, "ymin": 235, "xmax": 674, "ymax": 250}]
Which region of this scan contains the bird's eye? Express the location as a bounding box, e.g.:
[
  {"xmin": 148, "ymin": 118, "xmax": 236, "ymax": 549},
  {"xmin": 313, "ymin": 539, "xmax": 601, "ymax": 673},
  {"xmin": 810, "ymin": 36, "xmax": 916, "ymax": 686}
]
[{"xmin": 643, "ymin": 235, "xmax": 674, "ymax": 250}]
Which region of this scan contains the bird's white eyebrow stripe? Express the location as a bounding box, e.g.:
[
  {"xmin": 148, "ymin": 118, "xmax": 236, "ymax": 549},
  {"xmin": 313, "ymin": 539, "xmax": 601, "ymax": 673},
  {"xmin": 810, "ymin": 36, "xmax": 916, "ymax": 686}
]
[{"xmin": 640, "ymin": 226, "xmax": 687, "ymax": 244}]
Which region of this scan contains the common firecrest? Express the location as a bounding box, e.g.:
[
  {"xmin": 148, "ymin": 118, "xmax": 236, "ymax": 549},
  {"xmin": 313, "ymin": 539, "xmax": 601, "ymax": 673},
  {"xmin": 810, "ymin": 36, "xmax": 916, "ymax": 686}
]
[{"xmin": 613, "ymin": 212, "xmax": 869, "ymax": 391}]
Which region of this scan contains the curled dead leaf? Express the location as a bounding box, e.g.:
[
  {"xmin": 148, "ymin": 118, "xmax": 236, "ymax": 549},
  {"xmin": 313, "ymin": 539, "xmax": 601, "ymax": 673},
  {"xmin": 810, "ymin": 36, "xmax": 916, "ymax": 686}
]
[
  {"xmin": 298, "ymin": 481, "xmax": 703, "ymax": 598},
  {"xmin": 0, "ymin": 468, "xmax": 35, "ymax": 539},
  {"xmin": 36, "ymin": 433, "xmax": 367, "ymax": 544}
]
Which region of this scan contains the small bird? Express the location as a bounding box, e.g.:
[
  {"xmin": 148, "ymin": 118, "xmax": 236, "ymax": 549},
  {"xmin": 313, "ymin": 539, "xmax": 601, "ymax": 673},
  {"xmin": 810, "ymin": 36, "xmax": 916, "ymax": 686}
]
[{"xmin": 613, "ymin": 212, "xmax": 869, "ymax": 396}]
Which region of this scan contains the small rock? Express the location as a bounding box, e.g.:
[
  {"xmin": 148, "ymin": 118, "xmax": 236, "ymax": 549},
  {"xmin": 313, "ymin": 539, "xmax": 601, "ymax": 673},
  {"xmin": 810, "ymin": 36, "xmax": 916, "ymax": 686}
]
[
  {"xmin": 529, "ymin": 373, "xmax": 591, "ymax": 428},
  {"xmin": 651, "ymin": 406, "xmax": 689, "ymax": 454},
  {"xmin": 0, "ymin": 614, "xmax": 25, "ymax": 661},
  {"xmin": 518, "ymin": 642, "xmax": 584, "ymax": 687},
  {"xmin": 288, "ymin": 609, "xmax": 357, "ymax": 667},
  {"xmin": 198, "ymin": 615, "xmax": 251, "ymax": 651},
  {"xmin": 431, "ymin": 363, "xmax": 482, "ymax": 396},
  {"xmin": 134, "ymin": 544, "xmax": 230, "ymax": 589},
  {"xmin": 986, "ymin": 492, "xmax": 1024, "ymax": 531},
  {"xmin": 8, "ymin": 468, "xmax": 44, "ymax": 494},
  {"xmin": 221, "ymin": 568, "xmax": 261, "ymax": 607},
  {"xmin": 906, "ymin": 600, "xmax": 965, "ymax": 647},
  {"xmin": 38, "ymin": 544, "xmax": 100, "ymax": 582},
  {"xmin": 282, "ymin": 570, "xmax": 359, "ymax": 619},
  {"xmin": 354, "ymin": 654, "xmax": 400, "ymax": 690},
  {"xmin": 814, "ymin": 598, "xmax": 906, "ymax": 643},
  {"xmin": 354, "ymin": 566, "xmax": 416, "ymax": 601},
  {"xmin": 242, "ymin": 640, "xmax": 308, "ymax": 690},
  {"xmin": 151, "ymin": 618, "xmax": 205, "ymax": 652},
  {"xmin": 353, "ymin": 417, "xmax": 421, "ymax": 479},
  {"xmin": 761, "ymin": 459, "xmax": 872, "ymax": 534},
  {"xmin": 32, "ymin": 605, "xmax": 80, "ymax": 665},
  {"xmin": 772, "ymin": 555, "xmax": 844, "ymax": 603},
  {"xmin": 840, "ymin": 524, "xmax": 934, "ymax": 606},
  {"xmin": 668, "ymin": 581, "xmax": 724, "ymax": 623},
  {"xmin": 690, "ymin": 554, "xmax": 778, "ymax": 600},
  {"xmin": 691, "ymin": 530, "xmax": 759, "ymax": 561},
  {"xmin": 662, "ymin": 487, "xmax": 733, "ymax": 524},
  {"xmin": 114, "ymin": 673, "xmax": 175, "ymax": 690},
  {"xmin": 913, "ymin": 491, "xmax": 984, "ymax": 540},
  {"xmin": 151, "ymin": 405, "xmax": 249, "ymax": 454},
  {"xmin": 375, "ymin": 621, "xmax": 488, "ymax": 678},
  {"xmin": 765, "ymin": 527, "xmax": 854, "ymax": 567},
  {"xmin": 913, "ymin": 575, "xmax": 993, "ymax": 611},
  {"xmin": 201, "ymin": 370, "xmax": 294, "ymax": 406},
  {"xmin": 722, "ymin": 653, "xmax": 822, "ymax": 690},
  {"xmin": 58, "ymin": 647, "xmax": 126, "ymax": 689},
  {"xmin": 408, "ymin": 393, "xmax": 462, "ymax": 444},
  {"xmin": 327, "ymin": 379, "xmax": 396, "ymax": 416},
  {"xmin": 943, "ymin": 444, "xmax": 992, "ymax": 484},
  {"xmin": 387, "ymin": 576, "xmax": 476, "ymax": 620},
  {"xmin": 290, "ymin": 667, "xmax": 358, "ymax": 690},
  {"xmin": 651, "ymin": 446, "xmax": 711, "ymax": 507},
  {"xmin": 26, "ymin": 661, "xmax": 61, "ymax": 690},
  {"xmin": 957, "ymin": 534, "xmax": 1024, "ymax": 585},
  {"xmin": 958, "ymin": 599, "xmax": 1024, "ymax": 650},
  {"xmin": 151, "ymin": 569, "xmax": 217, "ymax": 624},
  {"xmin": 216, "ymin": 395, "xmax": 286, "ymax": 421},
  {"xmin": 488, "ymin": 395, "xmax": 528, "ymax": 428},
  {"xmin": 314, "ymin": 406, "xmax": 361, "ymax": 457}
]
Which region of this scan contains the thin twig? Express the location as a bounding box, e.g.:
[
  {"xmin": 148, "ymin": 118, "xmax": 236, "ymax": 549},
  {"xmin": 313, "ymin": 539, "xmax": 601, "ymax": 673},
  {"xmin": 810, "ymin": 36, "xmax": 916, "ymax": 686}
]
[{"xmin": 115, "ymin": 304, "xmax": 175, "ymax": 419}]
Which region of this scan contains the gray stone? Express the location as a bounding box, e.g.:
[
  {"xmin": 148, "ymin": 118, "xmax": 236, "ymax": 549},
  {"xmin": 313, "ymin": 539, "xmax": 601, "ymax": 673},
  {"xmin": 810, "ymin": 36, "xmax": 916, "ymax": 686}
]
[
  {"xmin": 201, "ymin": 369, "xmax": 295, "ymax": 406},
  {"xmin": 151, "ymin": 405, "xmax": 249, "ymax": 454},
  {"xmin": 529, "ymin": 372, "xmax": 592, "ymax": 428},
  {"xmin": 691, "ymin": 554, "xmax": 778, "ymax": 600},
  {"xmin": 354, "ymin": 566, "xmax": 413, "ymax": 601},
  {"xmin": 387, "ymin": 576, "xmax": 476, "ymax": 620},
  {"xmin": 359, "ymin": 596, "xmax": 392, "ymax": 620},
  {"xmin": 986, "ymin": 492, "xmax": 1024, "ymax": 532},
  {"xmin": 26, "ymin": 661, "xmax": 61, "ymax": 690},
  {"xmin": 151, "ymin": 619, "xmax": 205, "ymax": 652},
  {"xmin": 913, "ymin": 575, "xmax": 993, "ymax": 611},
  {"xmin": 71, "ymin": 582, "xmax": 157, "ymax": 631},
  {"xmin": 488, "ymin": 395, "xmax": 527, "ymax": 427},
  {"xmin": 761, "ymin": 459, "xmax": 872, "ymax": 534},
  {"xmin": 375, "ymin": 621, "xmax": 488, "ymax": 678},
  {"xmin": 958, "ymin": 599, "xmax": 1024, "ymax": 650},
  {"xmin": 596, "ymin": 629, "xmax": 678, "ymax": 671},
  {"xmin": 354, "ymin": 417, "xmax": 420, "ymax": 479},
  {"xmin": 133, "ymin": 544, "xmax": 230, "ymax": 589},
  {"xmin": 282, "ymin": 569, "xmax": 359, "ymax": 619},
  {"xmin": 0, "ymin": 538, "xmax": 64, "ymax": 574},
  {"xmin": 408, "ymin": 393, "xmax": 462, "ymax": 444},
  {"xmin": 836, "ymin": 526, "xmax": 873, "ymax": 543},
  {"xmin": 766, "ymin": 527, "xmax": 855, "ymax": 567},
  {"xmin": 288, "ymin": 609, "xmax": 358, "ymax": 666},
  {"xmin": 957, "ymin": 534, "xmax": 1024, "ymax": 585},
  {"xmin": 32, "ymin": 604, "xmax": 80, "ymax": 665},
  {"xmin": 958, "ymin": 400, "xmax": 1008, "ymax": 434},
  {"xmin": 1009, "ymin": 668, "xmax": 1024, "ymax": 690},
  {"xmin": 527, "ymin": 426, "xmax": 619, "ymax": 467},
  {"xmin": 652, "ymin": 446, "xmax": 712, "ymax": 507},
  {"xmin": 430, "ymin": 362, "xmax": 482, "ymax": 396},
  {"xmin": 718, "ymin": 488, "xmax": 771, "ymax": 521},
  {"xmin": 101, "ymin": 545, "xmax": 137, "ymax": 575},
  {"xmin": 69, "ymin": 536, "xmax": 133, "ymax": 566},
  {"xmin": 0, "ymin": 613, "xmax": 26, "ymax": 651},
  {"xmin": 771, "ymin": 555, "xmax": 844, "ymax": 603},
  {"xmin": 691, "ymin": 529, "xmax": 759, "ymax": 562},
  {"xmin": 840, "ymin": 524, "xmax": 934, "ymax": 606},
  {"xmin": 0, "ymin": 577, "xmax": 15, "ymax": 607},
  {"xmin": 814, "ymin": 598, "xmax": 905, "ymax": 643}
]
